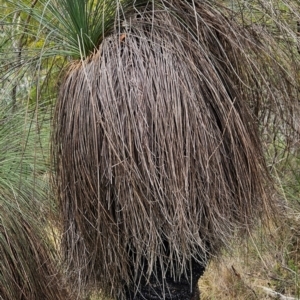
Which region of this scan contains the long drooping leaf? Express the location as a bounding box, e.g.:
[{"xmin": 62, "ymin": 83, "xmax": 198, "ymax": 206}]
[
  {"xmin": 0, "ymin": 103, "xmax": 68, "ymax": 300},
  {"xmin": 1, "ymin": 0, "xmax": 300, "ymax": 299},
  {"xmin": 52, "ymin": 1, "xmax": 299, "ymax": 298}
]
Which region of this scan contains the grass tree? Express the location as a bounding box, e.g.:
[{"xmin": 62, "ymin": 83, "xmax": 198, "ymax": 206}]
[
  {"xmin": 0, "ymin": 103, "xmax": 68, "ymax": 299},
  {"xmin": 2, "ymin": 0, "xmax": 300, "ymax": 299}
]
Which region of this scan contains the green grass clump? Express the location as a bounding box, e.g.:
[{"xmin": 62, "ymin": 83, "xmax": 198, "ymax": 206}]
[{"xmin": 0, "ymin": 103, "xmax": 68, "ymax": 300}]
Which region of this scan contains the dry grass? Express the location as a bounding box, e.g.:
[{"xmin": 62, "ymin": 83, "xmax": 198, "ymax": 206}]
[
  {"xmin": 0, "ymin": 208, "xmax": 69, "ymax": 300},
  {"xmin": 200, "ymin": 208, "xmax": 300, "ymax": 300},
  {"xmin": 85, "ymin": 208, "xmax": 300, "ymax": 300},
  {"xmin": 88, "ymin": 210, "xmax": 300, "ymax": 300}
]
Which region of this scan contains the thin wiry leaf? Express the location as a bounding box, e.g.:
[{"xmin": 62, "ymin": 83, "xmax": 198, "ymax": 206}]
[
  {"xmin": 0, "ymin": 104, "xmax": 69, "ymax": 300},
  {"xmin": 0, "ymin": 205, "xmax": 69, "ymax": 300},
  {"xmin": 2, "ymin": 0, "xmax": 299, "ymax": 299},
  {"xmin": 53, "ymin": 1, "xmax": 299, "ymax": 298}
]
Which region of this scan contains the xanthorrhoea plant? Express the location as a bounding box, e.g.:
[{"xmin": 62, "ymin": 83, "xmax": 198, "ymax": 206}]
[
  {"xmin": 0, "ymin": 103, "xmax": 68, "ymax": 300},
  {"xmin": 2, "ymin": 0, "xmax": 300, "ymax": 299}
]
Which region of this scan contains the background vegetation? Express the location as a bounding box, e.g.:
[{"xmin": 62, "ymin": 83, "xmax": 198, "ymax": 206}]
[{"xmin": 0, "ymin": 0, "xmax": 299, "ymax": 299}]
